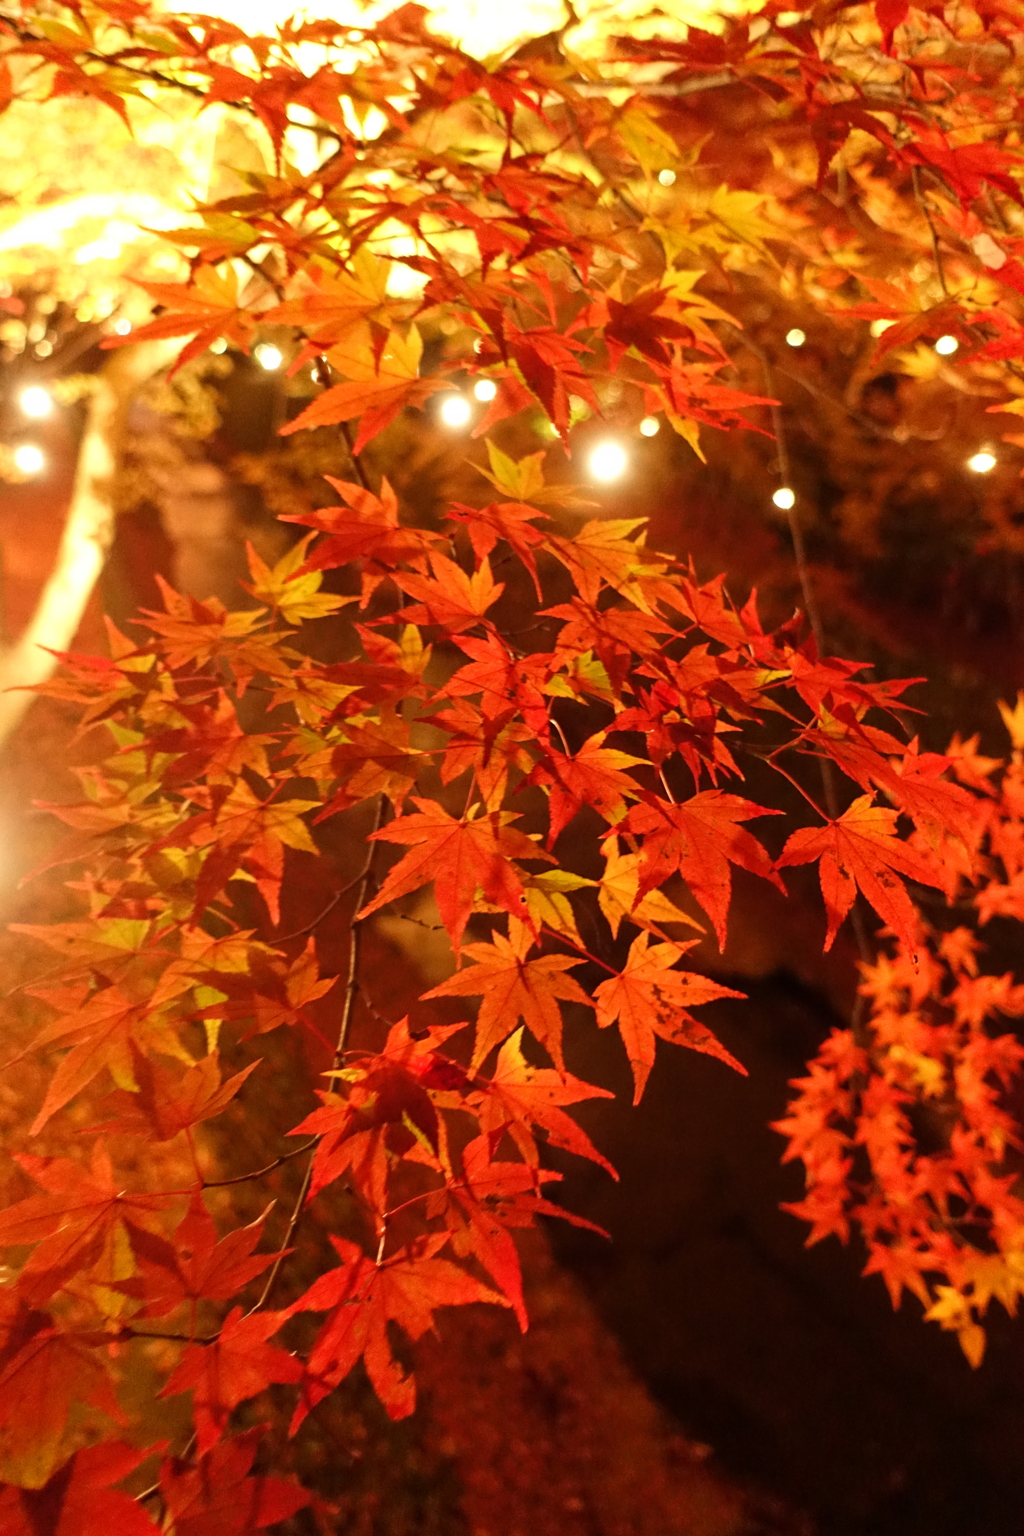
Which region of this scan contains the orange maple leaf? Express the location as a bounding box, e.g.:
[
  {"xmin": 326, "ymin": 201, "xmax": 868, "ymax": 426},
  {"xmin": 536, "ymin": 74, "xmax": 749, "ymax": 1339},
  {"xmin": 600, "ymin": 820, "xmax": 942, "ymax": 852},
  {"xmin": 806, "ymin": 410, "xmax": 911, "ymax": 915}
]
[
  {"xmin": 776, "ymin": 795, "xmax": 946, "ymax": 952},
  {"xmin": 471, "ymin": 1027, "xmax": 616, "ymax": 1175},
  {"xmin": 394, "ymin": 553, "xmax": 505, "ymax": 632},
  {"xmin": 358, "ymin": 798, "xmax": 553, "ymax": 952},
  {"xmin": 422, "ymin": 917, "xmax": 591, "ymax": 1071},
  {"xmin": 279, "ymin": 325, "xmax": 453, "ymax": 453},
  {"xmin": 593, "ymin": 932, "xmax": 746, "ymax": 1102},
  {"xmin": 527, "ymin": 730, "xmax": 643, "ymax": 845}
]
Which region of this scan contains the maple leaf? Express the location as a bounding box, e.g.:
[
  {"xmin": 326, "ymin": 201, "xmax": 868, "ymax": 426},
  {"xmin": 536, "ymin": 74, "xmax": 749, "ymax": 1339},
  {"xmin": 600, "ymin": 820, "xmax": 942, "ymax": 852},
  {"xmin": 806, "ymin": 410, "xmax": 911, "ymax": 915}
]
[
  {"xmin": 140, "ymin": 579, "xmax": 267, "ymax": 672},
  {"xmin": 594, "ymin": 284, "xmax": 698, "ymax": 371},
  {"xmin": 0, "ymin": 1145, "xmax": 172, "ymax": 1307},
  {"xmin": 290, "ymin": 1234, "xmax": 508, "ymax": 1426},
  {"xmin": 598, "ymin": 836, "xmax": 705, "ymax": 940},
  {"xmin": 279, "ymin": 324, "xmax": 452, "ymax": 453},
  {"xmin": 437, "ymin": 1133, "xmax": 602, "ymax": 1329},
  {"xmin": 394, "ymin": 552, "xmax": 505, "ymax": 632},
  {"xmin": 92, "ymin": 1048, "xmax": 260, "ymax": 1142},
  {"xmin": 445, "ymin": 631, "xmax": 552, "ymax": 738},
  {"xmin": 0, "ymin": 1442, "xmax": 158, "ymax": 1535},
  {"xmin": 470, "ymin": 439, "xmax": 594, "ymax": 510},
  {"xmin": 161, "ymin": 1306, "xmax": 303, "ymax": 1453},
  {"xmin": 285, "ymin": 475, "xmax": 442, "ymax": 584},
  {"xmin": 776, "ymin": 796, "xmax": 947, "ymax": 953},
  {"xmin": 124, "ymin": 1191, "xmax": 283, "ymax": 1319},
  {"xmin": 358, "ymin": 798, "xmax": 554, "ymax": 953},
  {"xmin": 158, "ymin": 1430, "xmax": 310, "ymax": 1536},
  {"xmin": 142, "ymin": 696, "xmax": 278, "ymax": 790},
  {"xmin": 422, "ymin": 917, "xmax": 592, "ymax": 1071},
  {"xmin": 472, "ymin": 1027, "xmax": 615, "ymax": 1176},
  {"xmin": 547, "ymin": 520, "xmax": 668, "ymax": 611},
  {"xmin": 0, "ymin": 1320, "xmax": 124, "ymax": 1490},
  {"xmin": 27, "ymin": 983, "xmax": 187, "ymax": 1134},
  {"xmin": 593, "ymin": 932, "xmax": 746, "ymax": 1102},
  {"xmin": 241, "ymin": 534, "xmax": 354, "ymax": 625},
  {"xmin": 526, "ymin": 731, "xmax": 643, "ymax": 846},
  {"xmin": 260, "ymin": 249, "xmax": 399, "ymax": 350},
  {"xmin": 621, "ymin": 792, "xmax": 784, "ymax": 949},
  {"xmin": 293, "ymin": 1030, "xmax": 454, "ymax": 1209},
  {"xmin": 103, "ymin": 264, "xmax": 259, "ymax": 374},
  {"xmin": 445, "ymin": 500, "xmax": 549, "ymax": 599}
]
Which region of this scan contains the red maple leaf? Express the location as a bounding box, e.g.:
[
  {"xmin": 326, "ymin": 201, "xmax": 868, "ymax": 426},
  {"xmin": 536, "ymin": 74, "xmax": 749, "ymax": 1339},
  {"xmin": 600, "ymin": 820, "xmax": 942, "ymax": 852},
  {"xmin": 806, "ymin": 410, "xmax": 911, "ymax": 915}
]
[
  {"xmin": 122, "ymin": 1190, "xmax": 284, "ymax": 1319},
  {"xmin": 160, "ymin": 1307, "xmax": 303, "ymax": 1453},
  {"xmin": 158, "ymin": 1429, "xmax": 310, "ymax": 1536},
  {"xmin": 0, "ymin": 1146, "xmax": 172, "ymax": 1307},
  {"xmin": 526, "ymin": 730, "xmax": 644, "ymax": 846},
  {"xmin": 621, "ymin": 792, "xmax": 783, "ymax": 949},
  {"xmin": 290, "ymin": 1234, "xmax": 507, "ymax": 1426},
  {"xmin": 0, "ymin": 1442, "xmax": 158, "ymax": 1535}
]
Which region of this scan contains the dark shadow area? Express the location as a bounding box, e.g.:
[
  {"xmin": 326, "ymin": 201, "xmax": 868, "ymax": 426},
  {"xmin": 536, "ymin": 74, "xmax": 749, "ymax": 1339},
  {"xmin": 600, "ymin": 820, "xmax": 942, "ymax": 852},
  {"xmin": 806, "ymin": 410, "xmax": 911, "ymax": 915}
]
[{"xmin": 550, "ymin": 974, "xmax": 1024, "ymax": 1536}]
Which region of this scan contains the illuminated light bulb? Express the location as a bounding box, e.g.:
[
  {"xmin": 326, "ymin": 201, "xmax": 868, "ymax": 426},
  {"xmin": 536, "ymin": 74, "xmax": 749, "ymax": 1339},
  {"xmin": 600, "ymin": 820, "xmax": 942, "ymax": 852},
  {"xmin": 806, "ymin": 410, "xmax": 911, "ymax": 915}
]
[
  {"xmin": 968, "ymin": 450, "xmax": 997, "ymax": 474},
  {"xmin": 254, "ymin": 343, "xmax": 283, "ymax": 371},
  {"xmin": 14, "ymin": 444, "xmax": 45, "ymax": 476},
  {"xmin": 210, "ymin": 337, "xmax": 228, "ymax": 354},
  {"xmin": 439, "ymin": 394, "xmax": 472, "ymax": 428},
  {"xmin": 870, "ymin": 318, "xmax": 895, "ymax": 338},
  {"xmin": 786, "ymin": 328, "xmax": 806, "ymax": 347},
  {"xmin": 657, "ymin": 168, "xmax": 677, "ymax": 187},
  {"xmin": 34, "ymin": 340, "xmax": 53, "ymax": 358},
  {"xmin": 772, "ymin": 486, "xmax": 796, "ymax": 510},
  {"xmin": 639, "ymin": 415, "xmax": 660, "ymax": 437},
  {"xmin": 588, "ymin": 440, "xmax": 628, "ymax": 482},
  {"xmin": 18, "ymin": 385, "xmax": 52, "ymax": 420},
  {"xmin": 934, "ymin": 334, "xmax": 959, "ymax": 356},
  {"xmin": 113, "ymin": 317, "xmax": 132, "ymax": 336},
  {"xmin": 473, "ymin": 378, "xmax": 498, "ymax": 402}
]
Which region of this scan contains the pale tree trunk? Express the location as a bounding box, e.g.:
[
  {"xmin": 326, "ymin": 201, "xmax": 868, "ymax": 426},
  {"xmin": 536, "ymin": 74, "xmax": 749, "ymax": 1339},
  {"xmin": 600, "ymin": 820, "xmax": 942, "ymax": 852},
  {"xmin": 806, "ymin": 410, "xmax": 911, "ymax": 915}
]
[{"xmin": 0, "ymin": 337, "xmax": 179, "ymax": 749}]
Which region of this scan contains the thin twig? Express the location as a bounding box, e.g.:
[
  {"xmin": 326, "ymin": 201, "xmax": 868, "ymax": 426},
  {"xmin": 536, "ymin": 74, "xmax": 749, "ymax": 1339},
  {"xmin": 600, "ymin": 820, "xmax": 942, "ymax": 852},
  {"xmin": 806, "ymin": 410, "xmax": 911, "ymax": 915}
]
[
  {"xmin": 274, "ymin": 845, "xmax": 381, "ymax": 943},
  {"xmin": 202, "ymin": 1139, "xmax": 318, "ymax": 1188},
  {"xmin": 312, "ymin": 356, "xmax": 372, "ymax": 491},
  {"xmin": 249, "ymin": 795, "xmax": 385, "ymax": 1312},
  {"xmin": 912, "ymin": 165, "xmax": 949, "ymax": 298}
]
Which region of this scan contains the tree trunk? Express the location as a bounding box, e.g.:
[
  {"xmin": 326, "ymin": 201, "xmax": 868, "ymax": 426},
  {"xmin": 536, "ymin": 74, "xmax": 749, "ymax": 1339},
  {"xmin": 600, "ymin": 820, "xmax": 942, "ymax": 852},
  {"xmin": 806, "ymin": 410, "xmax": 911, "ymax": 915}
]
[{"xmin": 0, "ymin": 337, "xmax": 178, "ymax": 749}]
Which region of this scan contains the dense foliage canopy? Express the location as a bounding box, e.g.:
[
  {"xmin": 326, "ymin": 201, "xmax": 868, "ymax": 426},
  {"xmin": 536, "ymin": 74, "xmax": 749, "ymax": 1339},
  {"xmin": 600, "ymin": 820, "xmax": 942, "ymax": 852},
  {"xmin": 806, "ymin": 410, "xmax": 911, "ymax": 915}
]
[{"xmin": 3, "ymin": 0, "xmax": 1024, "ymax": 1527}]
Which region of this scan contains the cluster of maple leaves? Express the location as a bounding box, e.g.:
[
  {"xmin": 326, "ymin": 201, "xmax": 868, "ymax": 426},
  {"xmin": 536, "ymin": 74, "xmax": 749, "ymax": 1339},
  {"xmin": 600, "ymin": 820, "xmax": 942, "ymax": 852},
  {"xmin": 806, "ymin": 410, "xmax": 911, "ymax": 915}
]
[{"xmin": 3, "ymin": 0, "xmax": 1024, "ymax": 1526}]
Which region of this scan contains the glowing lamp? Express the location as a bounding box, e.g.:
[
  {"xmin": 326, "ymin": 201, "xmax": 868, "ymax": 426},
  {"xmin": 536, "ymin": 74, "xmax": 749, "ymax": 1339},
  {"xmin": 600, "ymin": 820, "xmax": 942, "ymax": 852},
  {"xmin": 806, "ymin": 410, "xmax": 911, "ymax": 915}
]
[
  {"xmin": 588, "ymin": 440, "xmax": 628, "ymax": 482},
  {"xmin": 210, "ymin": 337, "xmax": 228, "ymax": 354},
  {"xmin": 473, "ymin": 378, "xmax": 498, "ymax": 402},
  {"xmin": 639, "ymin": 416, "xmax": 660, "ymax": 437},
  {"xmin": 18, "ymin": 386, "xmax": 52, "ymax": 420},
  {"xmin": 870, "ymin": 318, "xmax": 895, "ymax": 338},
  {"xmin": 772, "ymin": 486, "xmax": 796, "ymax": 510},
  {"xmin": 657, "ymin": 169, "xmax": 677, "ymax": 187},
  {"xmin": 254, "ymin": 343, "xmax": 283, "ymax": 371},
  {"xmin": 968, "ymin": 450, "xmax": 997, "ymax": 474},
  {"xmin": 786, "ymin": 329, "xmax": 806, "ymax": 348},
  {"xmin": 439, "ymin": 394, "xmax": 472, "ymax": 428},
  {"xmin": 934, "ymin": 334, "xmax": 959, "ymax": 356},
  {"xmin": 113, "ymin": 318, "xmax": 132, "ymax": 336},
  {"xmin": 14, "ymin": 444, "xmax": 45, "ymax": 476}
]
